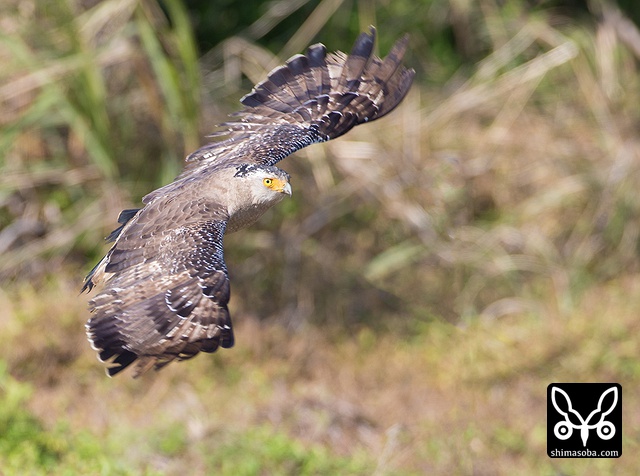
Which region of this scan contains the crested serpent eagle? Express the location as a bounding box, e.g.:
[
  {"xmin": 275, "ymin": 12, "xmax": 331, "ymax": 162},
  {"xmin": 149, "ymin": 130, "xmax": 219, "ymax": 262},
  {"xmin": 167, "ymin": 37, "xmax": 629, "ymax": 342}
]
[{"xmin": 83, "ymin": 27, "xmax": 415, "ymax": 377}]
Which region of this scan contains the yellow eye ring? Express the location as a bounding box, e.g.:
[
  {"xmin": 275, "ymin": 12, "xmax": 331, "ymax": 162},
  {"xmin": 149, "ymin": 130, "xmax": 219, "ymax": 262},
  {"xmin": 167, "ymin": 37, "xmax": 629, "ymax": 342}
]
[{"xmin": 263, "ymin": 178, "xmax": 273, "ymax": 186}]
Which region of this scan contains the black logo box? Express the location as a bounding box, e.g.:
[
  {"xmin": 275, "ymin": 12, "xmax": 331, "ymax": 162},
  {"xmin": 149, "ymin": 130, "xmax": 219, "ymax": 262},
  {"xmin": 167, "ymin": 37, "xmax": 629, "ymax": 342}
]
[{"xmin": 547, "ymin": 383, "xmax": 622, "ymax": 458}]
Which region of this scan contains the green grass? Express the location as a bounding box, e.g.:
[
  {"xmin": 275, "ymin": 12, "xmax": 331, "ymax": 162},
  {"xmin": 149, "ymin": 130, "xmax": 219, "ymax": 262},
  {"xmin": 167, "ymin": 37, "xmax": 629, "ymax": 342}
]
[
  {"xmin": 203, "ymin": 427, "xmax": 373, "ymax": 475},
  {"xmin": 0, "ymin": 352, "xmax": 373, "ymax": 475},
  {"xmin": 0, "ymin": 362, "xmax": 129, "ymax": 475}
]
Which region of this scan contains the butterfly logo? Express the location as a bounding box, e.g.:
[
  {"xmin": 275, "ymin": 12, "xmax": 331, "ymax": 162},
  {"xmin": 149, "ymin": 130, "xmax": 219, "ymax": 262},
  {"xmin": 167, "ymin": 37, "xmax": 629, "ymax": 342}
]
[{"xmin": 551, "ymin": 386, "xmax": 618, "ymax": 447}]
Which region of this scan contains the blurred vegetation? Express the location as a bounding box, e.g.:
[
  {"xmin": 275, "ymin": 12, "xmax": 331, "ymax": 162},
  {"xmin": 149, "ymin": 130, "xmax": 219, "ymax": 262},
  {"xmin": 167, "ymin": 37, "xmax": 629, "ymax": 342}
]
[{"xmin": 2, "ymin": 0, "xmax": 640, "ymax": 473}]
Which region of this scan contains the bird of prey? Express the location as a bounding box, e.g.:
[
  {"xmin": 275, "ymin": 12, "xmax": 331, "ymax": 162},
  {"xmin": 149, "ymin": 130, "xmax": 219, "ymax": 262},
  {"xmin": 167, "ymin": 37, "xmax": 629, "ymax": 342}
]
[{"xmin": 83, "ymin": 27, "xmax": 414, "ymax": 377}]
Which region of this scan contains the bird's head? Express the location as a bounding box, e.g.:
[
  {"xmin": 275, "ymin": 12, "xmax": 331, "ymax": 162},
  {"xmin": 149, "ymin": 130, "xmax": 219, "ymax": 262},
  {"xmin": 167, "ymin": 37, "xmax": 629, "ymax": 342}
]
[{"xmin": 233, "ymin": 163, "xmax": 292, "ymax": 205}]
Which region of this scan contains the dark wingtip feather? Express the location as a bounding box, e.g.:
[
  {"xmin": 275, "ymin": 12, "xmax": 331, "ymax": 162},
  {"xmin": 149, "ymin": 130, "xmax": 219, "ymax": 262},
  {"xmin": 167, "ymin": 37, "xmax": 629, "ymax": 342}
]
[
  {"xmin": 80, "ymin": 279, "xmax": 94, "ymax": 294},
  {"xmin": 306, "ymin": 43, "xmax": 327, "ymax": 66},
  {"xmin": 350, "ymin": 28, "xmax": 375, "ymax": 60},
  {"xmin": 117, "ymin": 208, "xmax": 140, "ymax": 225},
  {"xmin": 378, "ymin": 68, "xmax": 416, "ymax": 117},
  {"xmin": 81, "ymin": 260, "xmax": 101, "ymax": 293},
  {"xmin": 106, "ymin": 208, "xmax": 140, "ymax": 243},
  {"xmin": 106, "ymin": 351, "xmax": 137, "ymax": 377},
  {"xmin": 287, "ymin": 54, "xmax": 308, "ymax": 76},
  {"xmin": 336, "ymin": 28, "xmax": 376, "ymax": 93}
]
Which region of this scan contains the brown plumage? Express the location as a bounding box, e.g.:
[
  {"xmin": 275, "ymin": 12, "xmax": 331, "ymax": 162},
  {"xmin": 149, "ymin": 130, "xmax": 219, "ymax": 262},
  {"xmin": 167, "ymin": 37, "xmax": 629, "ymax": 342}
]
[{"xmin": 83, "ymin": 27, "xmax": 414, "ymax": 377}]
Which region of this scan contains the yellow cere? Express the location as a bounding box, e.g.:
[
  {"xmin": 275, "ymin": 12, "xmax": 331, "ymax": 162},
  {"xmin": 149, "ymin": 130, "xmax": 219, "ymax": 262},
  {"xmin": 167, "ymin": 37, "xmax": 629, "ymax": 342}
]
[{"xmin": 264, "ymin": 177, "xmax": 288, "ymax": 190}]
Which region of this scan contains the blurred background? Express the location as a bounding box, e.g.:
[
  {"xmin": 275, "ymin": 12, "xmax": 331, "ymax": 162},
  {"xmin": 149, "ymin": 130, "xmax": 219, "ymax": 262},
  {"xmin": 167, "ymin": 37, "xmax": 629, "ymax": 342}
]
[{"xmin": 1, "ymin": 0, "xmax": 640, "ymax": 473}]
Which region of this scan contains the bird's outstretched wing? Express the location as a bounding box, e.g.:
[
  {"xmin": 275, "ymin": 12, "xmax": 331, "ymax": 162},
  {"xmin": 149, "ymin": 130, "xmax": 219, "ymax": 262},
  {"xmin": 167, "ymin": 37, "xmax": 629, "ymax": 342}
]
[
  {"xmin": 85, "ymin": 199, "xmax": 233, "ymax": 377},
  {"xmin": 185, "ymin": 26, "xmax": 414, "ymax": 170}
]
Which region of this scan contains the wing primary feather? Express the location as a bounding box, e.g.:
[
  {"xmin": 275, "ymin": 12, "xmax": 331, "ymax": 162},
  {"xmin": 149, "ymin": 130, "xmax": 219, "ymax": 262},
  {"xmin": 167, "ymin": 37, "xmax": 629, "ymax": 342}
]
[
  {"xmin": 336, "ymin": 26, "xmax": 375, "ymax": 93},
  {"xmin": 106, "ymin": 208, "xmax": 140, "ymax": 243}
]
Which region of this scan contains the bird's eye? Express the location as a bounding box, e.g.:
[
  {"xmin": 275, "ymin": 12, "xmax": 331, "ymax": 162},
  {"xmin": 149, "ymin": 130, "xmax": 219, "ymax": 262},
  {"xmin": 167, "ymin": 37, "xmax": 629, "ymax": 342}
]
[{"xmin": 263, "ymin": 178, "xmax": 273, "ymax": 187}]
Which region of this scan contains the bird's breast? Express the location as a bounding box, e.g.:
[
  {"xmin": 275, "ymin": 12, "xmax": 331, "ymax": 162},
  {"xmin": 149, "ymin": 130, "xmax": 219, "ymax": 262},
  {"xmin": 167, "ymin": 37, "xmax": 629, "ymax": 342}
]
[{"xmin": 226, "ymin": 201, "xmax": 275, "ymax": 233}]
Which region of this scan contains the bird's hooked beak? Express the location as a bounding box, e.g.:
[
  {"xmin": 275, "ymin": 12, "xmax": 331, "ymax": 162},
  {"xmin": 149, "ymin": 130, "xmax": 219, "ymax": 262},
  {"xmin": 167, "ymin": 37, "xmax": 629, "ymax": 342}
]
[{"xmin": 280, "ymin": 182, "xmax": 292, "ymax": 196}]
